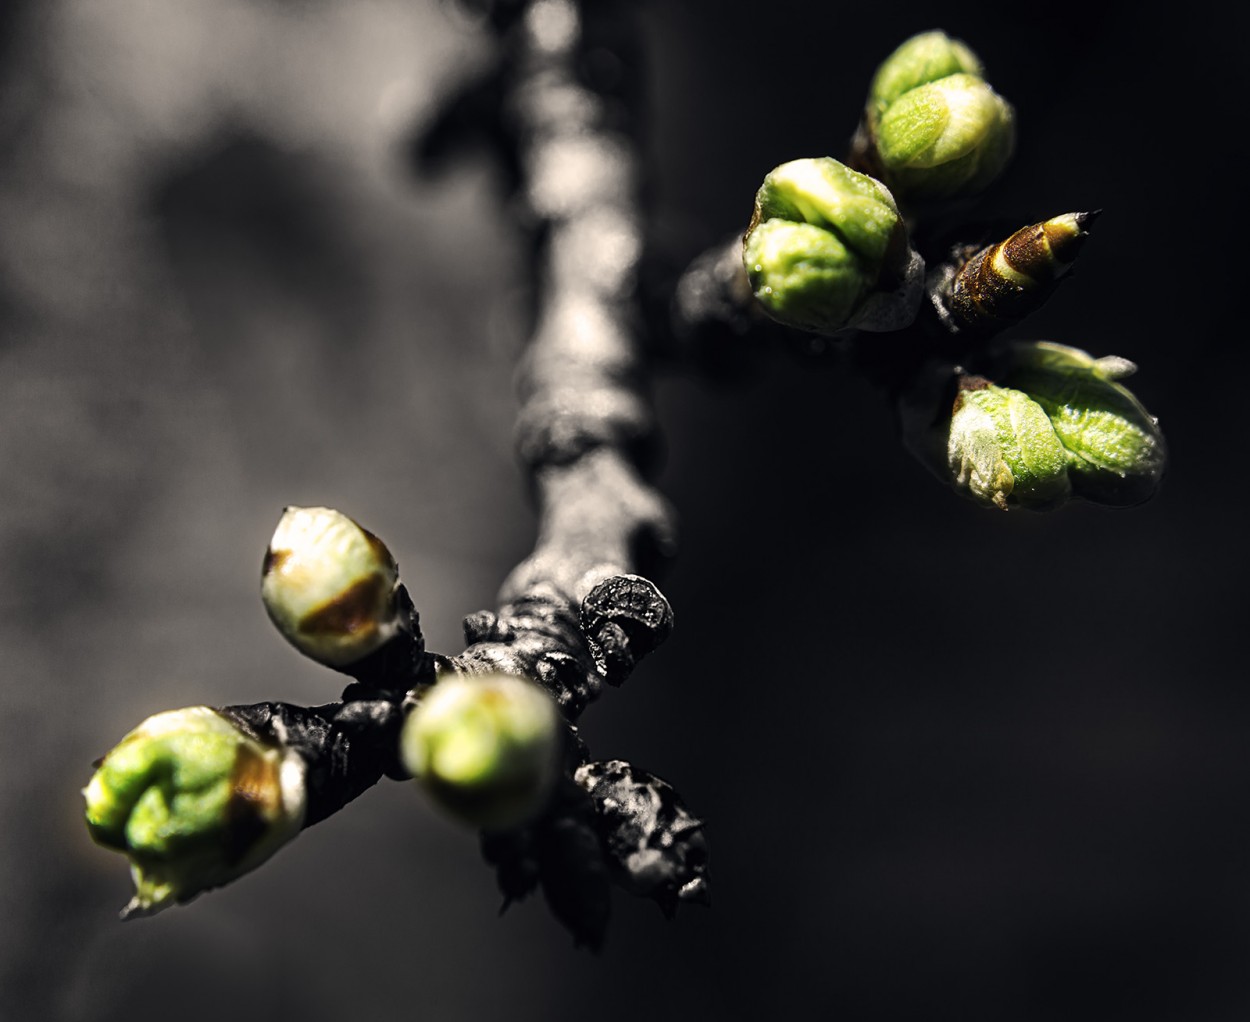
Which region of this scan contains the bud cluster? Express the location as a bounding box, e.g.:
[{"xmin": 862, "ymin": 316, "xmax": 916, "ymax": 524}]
[
  {"xmin": 740, "ymin": 34, "xmax": 1019, "ymax": 338},
  {"xmin": 735, "ymin": 30, "xmax": 1166, "ymax": 513}
]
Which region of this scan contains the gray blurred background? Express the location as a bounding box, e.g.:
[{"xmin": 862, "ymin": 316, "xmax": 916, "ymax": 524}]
[{"xmin": 1, "ymin": 2, "xmax": 1243, "ymax": 1019}]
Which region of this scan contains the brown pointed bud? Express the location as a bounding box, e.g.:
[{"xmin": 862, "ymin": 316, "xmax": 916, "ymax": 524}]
[{"xmin": 937, "ymin": 212, "xmax": 1097, "ymax": 336}]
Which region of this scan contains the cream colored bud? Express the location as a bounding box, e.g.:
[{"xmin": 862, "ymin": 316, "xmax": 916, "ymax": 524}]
[{"xmin": 261, "ymin": 506, "xmax": 401, "ymax": 668}]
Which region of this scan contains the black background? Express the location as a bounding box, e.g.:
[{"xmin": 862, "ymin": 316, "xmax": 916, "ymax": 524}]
[{"xmin": 1, "ymin": 2, "xmax": 1244, "ymax": 1019}]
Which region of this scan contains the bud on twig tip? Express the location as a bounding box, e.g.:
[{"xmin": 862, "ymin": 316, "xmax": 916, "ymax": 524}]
[
  {"xmin": 261, "ymin": 506, "xmax": 403, "ymax": 670},
  {"xmin": 83, "ymin": 707, "xmax": 306, "ymax": 918}
]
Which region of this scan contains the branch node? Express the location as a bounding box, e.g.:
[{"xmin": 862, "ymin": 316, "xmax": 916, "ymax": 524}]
[
  {"xmin": 579, "ymin": 574, "xmax": 673, "ymax": 686},
  {"xmin": 574, "ymin": 759, "xmax": 709, "ymax": 918},
  {"xmin": 462, "ymin": 609, "xmax": 513, "ymax": 644},
  {"xmin": 535, "ymin": 649, "xmax": 601, "ymax": 714}
]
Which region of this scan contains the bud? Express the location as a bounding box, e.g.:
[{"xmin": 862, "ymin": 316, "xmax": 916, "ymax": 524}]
[
  {"xmin": 261, "ymin": 506, "xmax": 402, "ymax": 668},
  {"xmin": 742, "ymin": 157, "xmax": 921, "ymax": 334},
  {"xmin": 869, "ymin": 30, "xmax": 983, "ymax": 111},
  {"xmin": 947, "ymin": 376, "xmax": 1072, "ymax": 511},
  {"xmin": 999, "ymin": 341, "xmax": 1166, "ymax": 506},
  {"xmin": 83, "ymin": 707, "xmax": 306, "ymax": 918},
  {"xmin": 400, "ymin": 673, "xmax": 562, "ymax": 830},
  {"xmin": 865, "ymin": 32, "xmax": 1014, "ymax": 202},
  {"xmin": 939, "ymin": 213, "xmax": 1097, "ymax": 336}
]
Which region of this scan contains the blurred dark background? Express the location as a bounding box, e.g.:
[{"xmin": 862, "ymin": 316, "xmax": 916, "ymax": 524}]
[{"xmin": 1, "ymin": 2, "xmax": 1243, "ymax": 1019}]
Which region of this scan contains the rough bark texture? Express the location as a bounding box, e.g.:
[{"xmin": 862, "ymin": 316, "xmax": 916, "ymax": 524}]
[
  {"xmin": 445, "ymin": 0, "xmax": 675, "ymax": 701},
  {"xmin": 425, "ymin": 0, "xmax": 701, "ymax": 946}
]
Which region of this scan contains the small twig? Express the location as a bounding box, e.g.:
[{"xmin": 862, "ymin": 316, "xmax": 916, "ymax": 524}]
[{"xmin": 93, "ymin": 0, "xmax": 709, "ymax": 944}]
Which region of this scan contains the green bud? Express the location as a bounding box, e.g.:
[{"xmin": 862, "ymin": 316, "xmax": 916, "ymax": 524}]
[
  {"xmin": 743, "ymin": 220, "xmax": 864, "ymax": 333},
  {"xmin": 947, "ymin": 377, "xmax": 1072, "ymax": 511},
  {"xmin": 83, "ymin": 707, "xmax": 306, "ymax": 918},
  {"xmin": 865, "ymin": 32, "xmax": 1014, "ymax": 202},
  {"xmin": 999, "ymin": 341, "xmax": 1167, "ymax": 506},
  {"xmin": 869, "ymin": 30, "xmax": 983, "ymax": 111},
  {"xmin": 875, "ymin": 74, "xmax": 1014, "ymax": 200},
  {"xmin": 743, "ymin": 157, "xmax": 921, "ymax": 334},
  {"xmin": 261, "ymin": 506, "xmax": 402, "ymax": 668},
  {"xmin": 400, "ymin": 673, "xmax": 562, "ymax": 831}
]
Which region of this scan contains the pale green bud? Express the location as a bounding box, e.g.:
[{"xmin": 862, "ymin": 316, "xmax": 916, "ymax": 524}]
[
  {"xmin": 869, "ymin": 30, "xmax": 983, "ymax": 111},
  {"xmin": 261, "ymin": 506, "xmax": 402, "ymax": 668},
  {"xmin": 1000, "ymin": 341, "xmax": 1167, "ymax": 507},
  {"xmin": 865, "ymin": 32, "xmax": 1014, "ymax": 203},
  {"xmin": 743, "ymin": 220, "xmax": 864, "ymax": 334},
  {"xmin": 875, "ymin": 73, "xmax": 1014, "ymax": 201},
  {"xmin": 83, "ymin": 707, "xmax": 306, "ymax": 918},
  {"xmin": 743, "ymin": 157, "xmax": 920, "ymax": 334},
  {"xmin": 400, "ymin": 673, "xmax": 561, "ymax": 830},
  {"xmin": 947, "ymin": 377, "xmax": 1072, "ymax": 511}
]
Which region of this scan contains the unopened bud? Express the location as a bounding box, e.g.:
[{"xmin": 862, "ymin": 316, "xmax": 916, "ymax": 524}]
[
  {"xmin": 869, "ymin": 30, "xmax": 983, "ymax": 110},
  {"xmin": 261, "ymin": 506, "xmax": 401, "ymax": 668},
  {"xmin": 947, "ymin": 376, "xmax": 1072, "ymax": 511},
  {"xmin": 909, "ymin": 343, "xmax": 1166, "ymax": 511},
  {"xmin": 83, "ymin": 707, "xmax": 306, "ymax": 918},
  {"xmin": 999, "ymin": 341, "xmax": 1166, "ymax": 506},
  {"xmin": 865, "ymin": 32, "xmax": 1014, "ymax": 203},
  {"xmin": 742, "ymin": 157, "xmax": 920, "ymax": 334},
  {"xmin": 939, "ymin": 213, "xmax": 1097, "ymax": 336},
  {"xmin": 400, "ymin": 673, "xmax": 562, "ymax": 830}
]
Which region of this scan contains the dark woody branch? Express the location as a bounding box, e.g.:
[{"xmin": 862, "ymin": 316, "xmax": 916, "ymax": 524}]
[
  {"xmin": 427, "ymin": 0, "xmax": 702, "ymax": 944},
  {"xmin": 83, "ymin": 0, "xmax": 707, "ymax": 946},
  {"xmin": 420, "ymin": 0, "xmax": 678, "ymax": 710}
]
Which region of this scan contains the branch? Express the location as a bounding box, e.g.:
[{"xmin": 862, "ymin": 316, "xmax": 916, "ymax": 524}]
[
  {"xmin": 426, "ymin": 0, "xmax": 701, "ymax": 945},
  {"xmin": 83, "ymin": 0, "xmax": 706, "ymax": 947}
]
